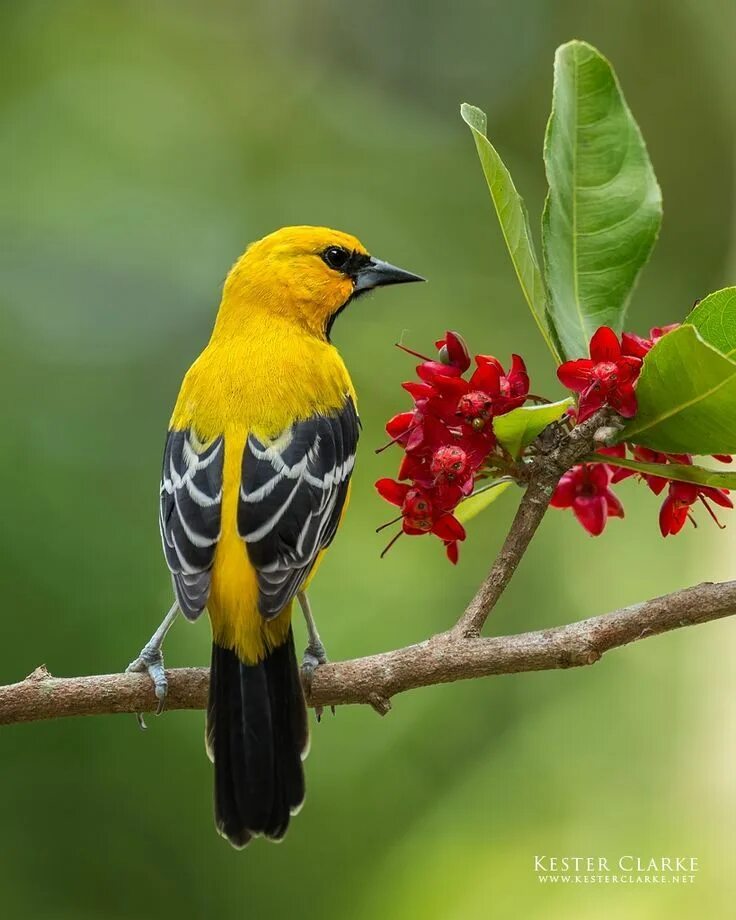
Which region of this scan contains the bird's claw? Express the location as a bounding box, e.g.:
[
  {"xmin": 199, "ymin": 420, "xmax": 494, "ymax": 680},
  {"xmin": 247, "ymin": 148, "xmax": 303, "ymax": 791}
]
[
  {"xmin": 301, "ymin": 643, "xmax": 333, "ymax": 722},
  {"xmin": 300, "ymin": 644, "xmax": 327, "ymax": 685},
  {"xmin": 126, "ymin": 643, "xmax": 169, "ymax": 728}
]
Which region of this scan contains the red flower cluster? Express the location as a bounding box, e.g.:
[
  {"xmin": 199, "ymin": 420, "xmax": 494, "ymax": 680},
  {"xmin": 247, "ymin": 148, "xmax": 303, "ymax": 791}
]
[
  {"xmin": 379, "ymin": 323, "xmax": 733, "ymax": 557},
  {"xmin": 376, "ymin": 332, "xmax": 530, "ymax": 562},
  {"xmin": 553, "ymin": 444, "xmax": 733, "ymax": 537},
  {"xmin": 548, "ymin": 323, "xmax": 732, "ymax": 537}
]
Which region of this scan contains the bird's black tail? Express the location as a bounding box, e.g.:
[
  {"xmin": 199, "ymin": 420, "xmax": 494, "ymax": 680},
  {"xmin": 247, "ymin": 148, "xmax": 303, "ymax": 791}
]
[{"xmin": 207, "ymin": 628, "xmax": 308, "ymax": 848}]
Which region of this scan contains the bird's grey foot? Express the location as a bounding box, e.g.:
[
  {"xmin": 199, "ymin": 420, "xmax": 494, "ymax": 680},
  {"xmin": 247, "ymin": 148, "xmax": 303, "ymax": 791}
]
[
  {"xmin": 301, "ymin": 640, "xmax": 333, "ymax": 722},
  {"xmin": 125, "ymin": 602, "xmax": 178, "ymax": 729},
  {"xmin": 126, "ymin": 643, "xmax": 169, "ymax": 729},
  {"xmin": 296, "ymin": 591, "xmax": 334, "ymax": 720}
]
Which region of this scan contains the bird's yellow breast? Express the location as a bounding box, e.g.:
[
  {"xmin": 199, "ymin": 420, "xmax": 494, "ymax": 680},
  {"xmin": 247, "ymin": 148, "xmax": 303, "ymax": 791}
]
[{"xmin": 170, "ymin": 311, "xmax": 356, "ymax": 662}]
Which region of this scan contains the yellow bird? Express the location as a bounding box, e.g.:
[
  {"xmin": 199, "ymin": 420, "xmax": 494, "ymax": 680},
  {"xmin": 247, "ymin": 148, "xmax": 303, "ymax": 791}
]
[{"xmin": 127, "ymin": 226, "xmax": 423, "ymax": 847}]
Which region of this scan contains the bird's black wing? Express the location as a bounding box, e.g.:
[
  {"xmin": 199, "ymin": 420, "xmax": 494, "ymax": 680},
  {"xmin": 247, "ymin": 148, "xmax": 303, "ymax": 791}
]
[
  {"xmin": 159, "ymin": 428, "xmax": 224, "ymax": 620},
  {"xmin": 238, "ymin": 397, "xmax": 359, "ymax": 618}
]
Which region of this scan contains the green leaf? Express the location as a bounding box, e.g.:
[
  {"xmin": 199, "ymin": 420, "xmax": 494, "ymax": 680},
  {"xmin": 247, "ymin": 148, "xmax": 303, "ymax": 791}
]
[
  {"xmin": 455, "ymin": 479, "xmax": 513, "ymax": 524},
  {"xmin": 461, "ymin": 103, "xmax": 561, "ymax": 363},
  {"xmin": 685, "ymin": 287, "xmax": 736, "ymax": 359},
  {"xmin": 542, "ymin": 40, "xmax": 662, "ymax": 360},
  {"xmin": 589, "ymin": 455, "xmax": 736, "ymax": 490},
  {"xmin": 622, "ymin": 325, "xmax": 736, "ymax": 454},
  {"xmin": 493, "ymin": 398, "xmax": 573, "ymax": 457}
]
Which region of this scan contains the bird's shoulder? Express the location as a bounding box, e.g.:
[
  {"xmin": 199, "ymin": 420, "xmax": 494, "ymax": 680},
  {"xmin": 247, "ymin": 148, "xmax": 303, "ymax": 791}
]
[{"xmin": 169, "ymin": 333, "xmax": 356, "ymax": 440}]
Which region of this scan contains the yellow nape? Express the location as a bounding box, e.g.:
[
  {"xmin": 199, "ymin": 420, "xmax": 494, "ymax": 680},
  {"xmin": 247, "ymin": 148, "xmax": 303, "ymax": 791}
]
[
  {"xmin": 217, "ymin": 225, "xmax": 370, "ymax": 340},
  {"xmin": 171, "ymin": 226, "xmax": 359, "ymax": 441}
]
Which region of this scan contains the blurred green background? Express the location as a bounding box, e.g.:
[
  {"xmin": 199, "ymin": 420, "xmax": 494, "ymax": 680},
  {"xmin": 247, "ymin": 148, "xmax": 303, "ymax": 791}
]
[{"xmin": 2, "ymin": 1, "xmax": 735, "ymax": 917}]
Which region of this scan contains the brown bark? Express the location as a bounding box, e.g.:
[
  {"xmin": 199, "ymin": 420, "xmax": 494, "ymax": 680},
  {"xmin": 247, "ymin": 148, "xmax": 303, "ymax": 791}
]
[{"xmin": 1, "ymin": 580, "xmax": 733, "ymax": 724}]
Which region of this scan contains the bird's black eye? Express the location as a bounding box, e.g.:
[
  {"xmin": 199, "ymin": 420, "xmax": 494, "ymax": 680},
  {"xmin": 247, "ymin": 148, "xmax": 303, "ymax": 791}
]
[{"xmin": 322, "ymin": 246, "xmax": 351, "ymax": 271}]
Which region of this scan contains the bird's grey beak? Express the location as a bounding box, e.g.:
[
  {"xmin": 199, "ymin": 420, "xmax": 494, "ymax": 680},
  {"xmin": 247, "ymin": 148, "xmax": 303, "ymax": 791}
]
[{"xmin": 353, "ymin": 257, "xmax": 425, "ymax": 294}]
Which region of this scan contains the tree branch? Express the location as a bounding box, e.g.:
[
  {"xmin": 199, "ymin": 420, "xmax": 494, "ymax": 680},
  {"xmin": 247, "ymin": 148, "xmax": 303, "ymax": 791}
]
[{"xmin": 1, "ymin": 580, "xmax": 734, "ymax": 724}]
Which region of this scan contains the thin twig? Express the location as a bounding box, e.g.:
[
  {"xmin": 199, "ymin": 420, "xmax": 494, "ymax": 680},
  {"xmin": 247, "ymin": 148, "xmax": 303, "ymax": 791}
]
[
  {"xmin": 453, "ymin": 475, "xmax": 554, "ymax": 637},
  {"xmin": 454, "ymin": 409, "xmax": 619, "ymax": 637}
]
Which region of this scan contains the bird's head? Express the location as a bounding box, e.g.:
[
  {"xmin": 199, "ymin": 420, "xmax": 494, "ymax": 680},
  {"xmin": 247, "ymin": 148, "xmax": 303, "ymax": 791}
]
[{"xmin": 221, "ymin": 226, "xmax": 424, "ymax": 339}]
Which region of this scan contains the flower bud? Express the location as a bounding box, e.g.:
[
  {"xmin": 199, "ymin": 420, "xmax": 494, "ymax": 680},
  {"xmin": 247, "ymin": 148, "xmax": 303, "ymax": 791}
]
[
  {"xmin": 456, "ymin": 390, "xmax": 493, "ymax": 426},
  {"xmin": 430, "ymin": 445, "xmax": 469, "ymax": 482},
  {"xmin": 436, "ymin": 331, "xmax": 471, "ymax": 372},
  {"xmin": 401, "ymin": 488, "xmax": 434, "ymax": 532}
]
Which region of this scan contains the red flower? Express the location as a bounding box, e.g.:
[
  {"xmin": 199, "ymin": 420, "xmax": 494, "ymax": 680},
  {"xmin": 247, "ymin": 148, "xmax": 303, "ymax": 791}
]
[
  {"xmin": 557, "ymin": 327, "xmax": 642, "ymax": 422},
  {"xmin": 622, "ymin": 323, "xmax": 680, "ymax": 359},
  {"xmin": 375, "ymin": 477, "xmax": 467, "ymax": 565},
  {"xmin": 550, "ymin": 463, "xmax": 624, "ymax": 536},
  {"xmin": 422, "ymin": 353, "xmax": 529, "ymax": 429},
  {"xmin": 659, "ymin": 482, "xmax": 733, "ymax": 536},
  {"xmin": 375, "ymin": 478, "xmax": 466, "ymax": 560},
  {"xmin": 474, "ymin": 354, "xmax": 530, "ymax": 415}
]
